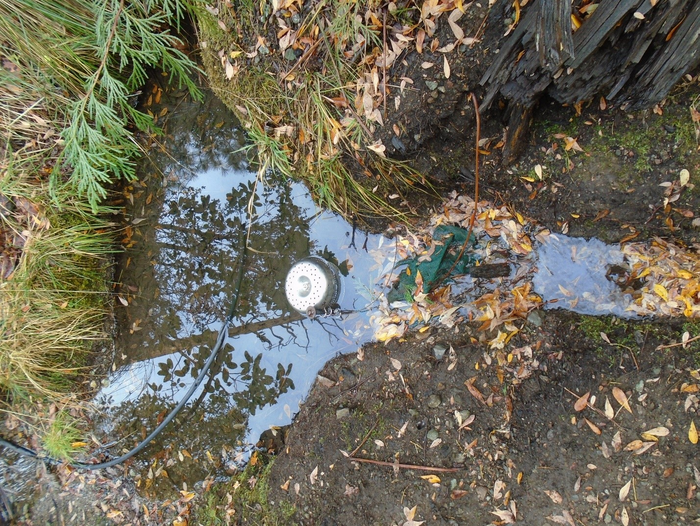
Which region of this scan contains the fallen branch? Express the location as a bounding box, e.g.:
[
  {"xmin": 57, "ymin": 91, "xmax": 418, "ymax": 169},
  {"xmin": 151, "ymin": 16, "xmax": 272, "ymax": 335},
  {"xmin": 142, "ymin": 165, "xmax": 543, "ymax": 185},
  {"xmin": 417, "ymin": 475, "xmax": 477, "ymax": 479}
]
[
  {"xmin": 656, "ymin": 333, "xmax": 700, "ymax": 350},
  {"xmin": 346, "ymin": 455, "xmax": 460, "ymax": 473},
  {"xmin": 349, "ymin": 420, "xmax": 379, "ymax": 458}
]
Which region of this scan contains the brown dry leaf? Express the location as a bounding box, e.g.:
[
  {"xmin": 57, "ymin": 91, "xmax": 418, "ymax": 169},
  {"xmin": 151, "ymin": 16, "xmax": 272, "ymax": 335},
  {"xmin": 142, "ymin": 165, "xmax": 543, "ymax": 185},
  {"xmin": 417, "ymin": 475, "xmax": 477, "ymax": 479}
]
[
  {"xmin": 544, "ymin": 490, "xmax": 563, "ymax": 504},
  {"xmin": 402, "ymin": 505, "xmax": 425, "ymax": 526},
  {"xmin": 574, "ymin": 391, "xmax": 590, "ymax": 411},
  {"xmin": 641, "ymin": 426, "xmax": 669, "ymax": 439},
  {"xmin": 612, "ymin": 387, "xmax": 632, "ymax": 414},
  {"xmin": 619, "ymin": 479, "xmax": 632, "ymax": 501},
  {"xmin": 465, "ymin": 377, "xmax": 486, "ymax": 404},
  {"xmin": 451, "ymin": 489, "xmax": 468, "ymax": 499},
  {"xmin": 491, "ymin": 509, "xmax": 516, "ymax": 524},
  {"xmin": 634, "ymin": 442, "xmax": 656, "ymax": 455},
  {"xmin": 546, "ymin": 511, "xmax": 575, "ymax": 526},
  {"xmin": 563, "ymin": 136, "xmax": 584, "ymax": 152},
  {"xmin": 584, "ymin": 418, "xmax": 602, "ymax": 435},
  {"xmin": 624, "ymin": 439, "xmax": 644, "ymax": 452}
]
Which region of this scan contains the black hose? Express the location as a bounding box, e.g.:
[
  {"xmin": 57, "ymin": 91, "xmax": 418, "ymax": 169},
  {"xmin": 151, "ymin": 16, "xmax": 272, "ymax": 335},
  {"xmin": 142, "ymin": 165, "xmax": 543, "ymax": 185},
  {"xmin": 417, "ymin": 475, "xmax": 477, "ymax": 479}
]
[{"xmin": 0, "ymin": 232, "xmax": 248, "ymax": 471}]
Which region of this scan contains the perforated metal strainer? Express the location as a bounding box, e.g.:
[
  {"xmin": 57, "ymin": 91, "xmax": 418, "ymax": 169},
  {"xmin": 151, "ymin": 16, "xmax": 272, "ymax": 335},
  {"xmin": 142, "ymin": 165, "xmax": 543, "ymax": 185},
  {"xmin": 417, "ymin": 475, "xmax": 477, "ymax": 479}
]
[{"xmin": 285, "ymin": 256, "xmax": 341, "ymax": 315}]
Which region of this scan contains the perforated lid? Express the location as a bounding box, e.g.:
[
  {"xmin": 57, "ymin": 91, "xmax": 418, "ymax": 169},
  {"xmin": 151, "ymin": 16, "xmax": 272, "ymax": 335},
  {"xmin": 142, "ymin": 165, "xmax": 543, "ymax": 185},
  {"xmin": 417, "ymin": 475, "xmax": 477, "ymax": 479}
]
[{"xmin": 285, "ymin": 259, "xmax": 331, "ymax": 312}]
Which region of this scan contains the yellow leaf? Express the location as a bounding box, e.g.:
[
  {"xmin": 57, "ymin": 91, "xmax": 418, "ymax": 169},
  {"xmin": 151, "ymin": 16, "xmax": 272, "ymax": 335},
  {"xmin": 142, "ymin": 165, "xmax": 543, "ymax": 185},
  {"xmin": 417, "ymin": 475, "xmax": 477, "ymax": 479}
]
[
  {"xmin": 71, "ymin": 441, "xmax": 88, "ymax": 448},
  {"xmin": 421, "ymin": 474, "xmax": 441, "ymax": 484},
  {"xmin": 654, "ymin": 283, "xmax": 669, "ymax": 302},
  {"xmin": 612, "ymin": 387, "xmax": 632, "ymax": 414},
  {"xmin": 690, "ymin": 421, "xmax": 698, "ymax": 444},
  {"xmin": 642, "ymin": 426, "xmax": 669, "ymax": 438},
  {"xmin": 106, "ymin": 510, "xmax": 123, "ymax": 519},
  {"xmin": 180, "ymin": 490, "xmax": 196, "ymax": 502}
]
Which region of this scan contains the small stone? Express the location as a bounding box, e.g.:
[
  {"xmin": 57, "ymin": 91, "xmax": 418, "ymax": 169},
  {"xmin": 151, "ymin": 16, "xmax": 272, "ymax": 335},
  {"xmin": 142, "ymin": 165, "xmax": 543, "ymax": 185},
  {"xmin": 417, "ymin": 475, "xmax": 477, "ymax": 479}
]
[
  {"xmin": 433, "ymin": 343, "xmax": 448, "ymax": 360},
  {"xmin": 336, "ymin": 408, "xmax": 350, "ymax": 419},
  {"xmin": 604, "ymin": 513, "xmax": 612, "ymax": 524},
  {"xmin": 476, "ymin": 486, "xmax": 488, "ymax": 500},
  {"xmin": 527, "ymin": 310, "xmax": 543, "ymax": 327},
  {"xmin": 427, "ymin": 429, "xmax": 439, "ymax": 441},
  {"xmin": 427, "ymin": 394, "xmax": 442, "ymax": 408}
]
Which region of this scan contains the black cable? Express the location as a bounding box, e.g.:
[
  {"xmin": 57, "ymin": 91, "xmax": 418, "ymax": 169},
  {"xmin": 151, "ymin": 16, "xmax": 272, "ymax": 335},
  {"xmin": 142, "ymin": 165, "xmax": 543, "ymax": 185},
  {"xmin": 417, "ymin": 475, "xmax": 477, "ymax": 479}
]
[{"xmin": 0, "ymin": 229, "xmax": 248, "ymax": 471}]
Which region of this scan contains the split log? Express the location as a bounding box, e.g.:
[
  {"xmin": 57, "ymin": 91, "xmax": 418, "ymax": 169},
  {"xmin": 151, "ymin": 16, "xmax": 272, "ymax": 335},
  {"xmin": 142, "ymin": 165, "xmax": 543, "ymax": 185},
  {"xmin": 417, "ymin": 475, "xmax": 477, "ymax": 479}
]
[{"xmin": 480, "ymin": 0, "xmax": 700, "ymax": 164}]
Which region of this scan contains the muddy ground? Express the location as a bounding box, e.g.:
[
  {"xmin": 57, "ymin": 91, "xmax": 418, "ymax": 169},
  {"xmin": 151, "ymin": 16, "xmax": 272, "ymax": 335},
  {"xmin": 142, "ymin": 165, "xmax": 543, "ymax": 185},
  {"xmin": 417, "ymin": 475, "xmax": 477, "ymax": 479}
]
[{"xmin": 7, "ymin": 3, "xmax": 700, "ymax": 525}]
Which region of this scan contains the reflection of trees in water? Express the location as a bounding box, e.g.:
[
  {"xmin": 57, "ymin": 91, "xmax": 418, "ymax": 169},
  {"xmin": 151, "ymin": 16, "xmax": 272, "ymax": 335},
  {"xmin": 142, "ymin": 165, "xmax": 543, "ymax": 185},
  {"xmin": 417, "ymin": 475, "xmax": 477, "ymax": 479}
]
[
  {"xmin": 148, "ymin": 83, "xmax": 250, "ymax": 181},
  {"xmin": 117, "ymin": 87, "xmax": 312, "ymax": 426}
]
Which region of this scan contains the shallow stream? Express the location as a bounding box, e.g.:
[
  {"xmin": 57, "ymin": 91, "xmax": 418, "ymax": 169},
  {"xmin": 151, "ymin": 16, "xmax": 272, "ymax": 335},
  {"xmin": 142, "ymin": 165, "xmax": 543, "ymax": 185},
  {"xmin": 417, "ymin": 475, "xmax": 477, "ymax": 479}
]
[{"xmin": 84, "ymin": 84, "xmax": 648, "ymax": 496}]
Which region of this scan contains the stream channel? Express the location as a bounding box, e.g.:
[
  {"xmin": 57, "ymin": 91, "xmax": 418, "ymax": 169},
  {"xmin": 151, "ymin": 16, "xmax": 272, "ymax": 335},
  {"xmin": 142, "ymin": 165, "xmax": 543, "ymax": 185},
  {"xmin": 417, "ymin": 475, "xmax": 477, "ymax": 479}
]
[{"xmin": 0, "ymin": 83, "xmax": 645, "ymax": 505}]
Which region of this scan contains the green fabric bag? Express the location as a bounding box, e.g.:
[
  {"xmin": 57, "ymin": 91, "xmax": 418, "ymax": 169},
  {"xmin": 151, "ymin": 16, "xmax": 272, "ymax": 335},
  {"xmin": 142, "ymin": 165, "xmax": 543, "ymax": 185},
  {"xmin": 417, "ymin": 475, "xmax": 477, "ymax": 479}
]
[{"xmin": 389, "ymin": 225, "xmax": 476, "ymax": 302}]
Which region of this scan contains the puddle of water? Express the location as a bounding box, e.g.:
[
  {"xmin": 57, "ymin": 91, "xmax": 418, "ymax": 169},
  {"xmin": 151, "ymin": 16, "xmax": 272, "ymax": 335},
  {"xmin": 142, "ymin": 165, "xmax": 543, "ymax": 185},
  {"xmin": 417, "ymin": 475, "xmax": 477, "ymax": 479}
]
[
  {"xmin": 95, "ymin": 83, "xmax": 395, "ymax": 494},
  {"xmin": 533, "ymin": 233, "xmax": 634, "ymax": 317},
  {"xmin": 92, "ymin": 82, "xmax": 651, "ymax": 497}
]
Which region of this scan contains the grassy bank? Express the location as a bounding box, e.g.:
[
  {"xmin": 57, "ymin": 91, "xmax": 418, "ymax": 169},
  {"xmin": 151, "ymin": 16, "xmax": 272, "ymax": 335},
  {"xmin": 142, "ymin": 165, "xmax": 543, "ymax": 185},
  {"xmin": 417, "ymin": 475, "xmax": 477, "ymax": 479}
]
[
  {"xmin": 195, "ymin": 1, "xmax": 436, "ymax": 223},
  {"xmin": 0, "ymin": 0, "xmax": 199, "ymax": 458}
]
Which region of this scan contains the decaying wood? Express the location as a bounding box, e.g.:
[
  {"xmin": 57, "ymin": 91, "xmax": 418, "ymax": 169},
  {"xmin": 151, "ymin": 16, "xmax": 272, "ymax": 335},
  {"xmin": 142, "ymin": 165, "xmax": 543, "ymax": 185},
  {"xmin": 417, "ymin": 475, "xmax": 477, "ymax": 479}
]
[{"xmin": 481, "ymin": 0, "xmax": 700, "ymax": 164}]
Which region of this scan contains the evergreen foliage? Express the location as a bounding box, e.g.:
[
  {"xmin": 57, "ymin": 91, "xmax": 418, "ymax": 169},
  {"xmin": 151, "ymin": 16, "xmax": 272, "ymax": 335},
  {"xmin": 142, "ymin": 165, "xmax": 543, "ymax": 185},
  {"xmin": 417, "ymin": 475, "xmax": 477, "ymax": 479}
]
[{"xmin": 0, "ymin": 0, "xmax": 201, "ymax": 210}]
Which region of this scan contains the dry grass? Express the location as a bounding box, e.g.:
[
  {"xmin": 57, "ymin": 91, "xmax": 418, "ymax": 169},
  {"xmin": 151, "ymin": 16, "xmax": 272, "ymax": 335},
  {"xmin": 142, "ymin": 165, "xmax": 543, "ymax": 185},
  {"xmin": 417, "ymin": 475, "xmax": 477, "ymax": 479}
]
[{"xmin": 196, "ymin": 0, "xmax": 437, "ymax": 224}]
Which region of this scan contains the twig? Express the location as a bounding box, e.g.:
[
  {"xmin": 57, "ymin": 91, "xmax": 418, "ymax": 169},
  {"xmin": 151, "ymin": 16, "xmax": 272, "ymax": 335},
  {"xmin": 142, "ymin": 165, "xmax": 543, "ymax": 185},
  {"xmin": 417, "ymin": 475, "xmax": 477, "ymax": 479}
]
[
  {"xmin": 656, "ymin": 333, "xmax": 700, "ymax": 350},
  {"xmin": 347, "ymin": 456, "xmax": 460, "ymax": 472},
  {"xmin": 281, "ymin": 39, "xmax": 321, "ymax": 81},
  {"xmin": 350, "ymin": 420, "xmax": 379, "ymax": 457}
]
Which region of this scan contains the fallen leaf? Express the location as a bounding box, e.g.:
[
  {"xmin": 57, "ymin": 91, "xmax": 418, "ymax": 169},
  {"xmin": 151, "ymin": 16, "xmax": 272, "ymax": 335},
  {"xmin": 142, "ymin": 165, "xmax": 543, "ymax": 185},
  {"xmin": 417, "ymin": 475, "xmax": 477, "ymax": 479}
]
[
  {"xmin": 612, "ymin": 431, "xmax": 622, "ymax": 451},
  {"xmin": 443, "ymin": 56, "xmax": 450, "ymax": 78},
  {"xmin": 574, "ymin": 391, "xmax": 590, "ymax": 411},
  {"xmin": 451, "ymin": 489, "xmax": 468, "ymax": 499},
  {"xmin": 634, "ymin": 442, "xmax": 656, "ymax": 455},
  {"xmin": 612, "ymin": 387, "xmax": 632, "ymax": 414},
  {"xmin": 421, "ymin": 474, "xmax": 441, "ymax": 484},
  {"xmin": 367, "ymin": 141, "xmax": 386, "ymax": 157},
  {"xmin": 690, "ymin": 421, "xmax": 698, "ymax": 444},
  {"xmin": 309, "ymin": 465, "xmax": 318, "ymax": 484},
  {"xmin": 680, "ymin": 168, "xmax": 691, "ymax": 187},
  {"xmin": 619, "ymin": 479, "xmax": 632, "ymax": 501},
  {"xmin": 641, "ymin": 426, "xmax": 669, "ymax": 440},
  {"xmin": 604, "ymin": 397, "xmax": 614, "ymax": 419},
  {"xmin": 544, "ymin": 490, "xmax": 563, "ymax": 504},
  {"xmin": 624, "ymin": 439, "xmax": 644, "ymax": 451},
  {"xmin": 584, "ymin": 418, "xmax": 602, "ymax": 435}
]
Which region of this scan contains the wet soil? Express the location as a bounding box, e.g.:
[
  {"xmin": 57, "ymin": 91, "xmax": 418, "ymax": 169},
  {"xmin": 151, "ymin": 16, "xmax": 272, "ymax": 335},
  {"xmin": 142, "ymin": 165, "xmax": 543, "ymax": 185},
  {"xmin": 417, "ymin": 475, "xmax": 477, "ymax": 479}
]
[{"xmin": 8, "ymin": 4, "xmax": 700, "ymax": 525}]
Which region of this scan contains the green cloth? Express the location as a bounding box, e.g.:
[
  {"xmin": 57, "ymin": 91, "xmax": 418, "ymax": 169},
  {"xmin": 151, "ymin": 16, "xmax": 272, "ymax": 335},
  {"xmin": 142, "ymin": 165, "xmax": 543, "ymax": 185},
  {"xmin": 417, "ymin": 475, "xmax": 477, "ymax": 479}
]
[{"xmin": 389, "ymin": 225, "xmax": 476, "ymax": 302}]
